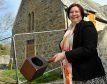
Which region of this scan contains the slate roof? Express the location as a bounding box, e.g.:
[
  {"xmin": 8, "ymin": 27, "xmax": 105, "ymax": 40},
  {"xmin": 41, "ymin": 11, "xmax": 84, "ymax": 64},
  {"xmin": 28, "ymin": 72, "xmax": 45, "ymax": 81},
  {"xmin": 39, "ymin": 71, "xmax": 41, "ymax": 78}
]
[{"xmin": 61, "ymin": 0, "xmax": 107, "ymax": 22}]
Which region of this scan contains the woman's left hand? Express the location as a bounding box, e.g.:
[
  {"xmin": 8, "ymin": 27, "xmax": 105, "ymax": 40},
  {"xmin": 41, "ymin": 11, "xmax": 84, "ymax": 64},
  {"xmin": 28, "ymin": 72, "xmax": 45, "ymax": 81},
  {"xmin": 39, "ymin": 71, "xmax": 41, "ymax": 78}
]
[{"xmin": 49, "ymin": 52, "xmax": 65, "ymax": 63}]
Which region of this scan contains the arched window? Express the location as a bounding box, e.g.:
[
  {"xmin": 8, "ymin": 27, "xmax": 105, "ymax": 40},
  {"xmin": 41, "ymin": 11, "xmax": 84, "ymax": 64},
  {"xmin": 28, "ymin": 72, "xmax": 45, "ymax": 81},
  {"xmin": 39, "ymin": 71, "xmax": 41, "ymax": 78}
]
[
  {"xmin": 32, "ymin": 12, "xmax": 34, "ymax": 30},
  {"xmin": 28, "ymin": 12, "xmax": 34, "ymax": 32},
  {"xmin": 28, "ymin": 13, "xmax": 31, "ymax": 31}
]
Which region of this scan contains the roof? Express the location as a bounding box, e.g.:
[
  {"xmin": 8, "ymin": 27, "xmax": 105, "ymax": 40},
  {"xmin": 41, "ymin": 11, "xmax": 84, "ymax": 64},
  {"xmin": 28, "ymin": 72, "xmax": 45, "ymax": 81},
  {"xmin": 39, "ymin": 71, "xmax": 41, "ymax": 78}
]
[
  {"xmin": 61, "ymin": 0, "xmax": 107, "ymax": 22},
  {"xmin": 61, "ymin": 0, "xmax": 96, "ymax": 12}
]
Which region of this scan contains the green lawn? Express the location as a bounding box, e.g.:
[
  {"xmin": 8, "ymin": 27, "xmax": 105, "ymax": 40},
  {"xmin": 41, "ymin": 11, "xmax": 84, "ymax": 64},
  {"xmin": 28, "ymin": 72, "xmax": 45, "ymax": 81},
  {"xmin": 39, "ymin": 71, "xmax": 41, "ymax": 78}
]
[{"xmin": 1, "ymin": 69, "xmax": 62, "ymax": 83}]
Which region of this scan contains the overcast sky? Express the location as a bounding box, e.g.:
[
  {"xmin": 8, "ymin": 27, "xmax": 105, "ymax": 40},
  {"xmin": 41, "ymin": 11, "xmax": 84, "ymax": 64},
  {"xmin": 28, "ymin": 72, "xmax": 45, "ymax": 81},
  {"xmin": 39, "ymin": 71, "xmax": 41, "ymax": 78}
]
[
  {"xmin": 5, "ymin": 0, "xmax": 21, "ymax": 16},
  {"xmin": 92, "ymin": 0, "xmax": 107, "ymax": 5},
  {"xmin": 3, "ymin": 0, "xmax": 107, "ymax": 17}
]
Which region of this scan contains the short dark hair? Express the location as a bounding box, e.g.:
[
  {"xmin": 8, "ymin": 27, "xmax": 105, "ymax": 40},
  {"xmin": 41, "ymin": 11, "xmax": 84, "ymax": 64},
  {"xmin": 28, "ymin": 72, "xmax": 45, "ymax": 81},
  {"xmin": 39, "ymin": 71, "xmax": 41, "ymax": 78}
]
[{"xmin": 67, "ymin": 3, "xmax": 85, "ymax": 19}]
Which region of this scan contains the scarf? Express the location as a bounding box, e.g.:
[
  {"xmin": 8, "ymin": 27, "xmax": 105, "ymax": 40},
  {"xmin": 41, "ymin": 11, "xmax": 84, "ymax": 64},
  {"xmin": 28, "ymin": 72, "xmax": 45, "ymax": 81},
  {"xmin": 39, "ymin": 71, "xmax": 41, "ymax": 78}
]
[{"xmin": 60, "ymin": 24, "xmax": 74, "ymax": 84}]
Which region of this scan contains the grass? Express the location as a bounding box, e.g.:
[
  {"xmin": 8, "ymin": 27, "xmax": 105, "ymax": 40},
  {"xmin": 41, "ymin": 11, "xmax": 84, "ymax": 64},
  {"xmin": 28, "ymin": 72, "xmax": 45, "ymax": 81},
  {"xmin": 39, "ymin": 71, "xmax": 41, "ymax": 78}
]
[
  {"xmin": 2, "ymin": 70, "xmax": 25, "ymax": 80},
  {"xmin": 1, "ymin": 69, "xmax": 62, "ymax": 83},
  {"xmin": 33, "ymin": 71, "xmax": 62, "ymax": 83},
  {"xmin": 0, "ymin": 70, "xmax": 16, "ymax": 83}
]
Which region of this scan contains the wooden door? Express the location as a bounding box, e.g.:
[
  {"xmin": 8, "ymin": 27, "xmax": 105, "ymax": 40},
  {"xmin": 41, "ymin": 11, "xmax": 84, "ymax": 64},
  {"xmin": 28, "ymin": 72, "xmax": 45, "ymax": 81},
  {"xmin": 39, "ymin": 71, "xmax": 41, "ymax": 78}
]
[{"xmin": 26, "ymin": 39, "xmax": 35, "ymax": 57}]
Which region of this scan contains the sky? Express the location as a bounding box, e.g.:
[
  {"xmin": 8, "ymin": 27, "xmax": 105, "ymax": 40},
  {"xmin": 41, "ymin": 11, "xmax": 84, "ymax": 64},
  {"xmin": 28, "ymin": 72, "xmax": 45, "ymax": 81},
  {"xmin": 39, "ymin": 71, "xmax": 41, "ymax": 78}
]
[
  {"xmin": 0, "ymin": 0, "xmax": 107, "ymax": 43},
  {"xmin": 5, "ymin": 0, "xmax": 21, "ymax": 16},
  {"xmin": 0, "ymin": 0, "xmax": 21, "ymax": 43},
  {"xmin": 92, "ymin": 0, "xmax": 107, "ymax": 5},
  {"xmin": 2, "ymin": 0, "xmax": 107, "ymax": 17}
]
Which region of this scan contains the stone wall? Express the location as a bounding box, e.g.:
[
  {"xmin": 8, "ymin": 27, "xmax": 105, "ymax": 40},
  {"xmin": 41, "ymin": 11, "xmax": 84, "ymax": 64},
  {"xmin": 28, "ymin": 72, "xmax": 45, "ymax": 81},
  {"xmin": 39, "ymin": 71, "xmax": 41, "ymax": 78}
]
[
  {"xmin": 97, "ymin": 26, "xmax": 107, "ymax": 58},
  {"xmin": 11, "ymin": 0, "xmax": 65, "ymax": 68},
  {"xmin": 97, "ymin": 26, "xmax": 107, "ymax": 73}
]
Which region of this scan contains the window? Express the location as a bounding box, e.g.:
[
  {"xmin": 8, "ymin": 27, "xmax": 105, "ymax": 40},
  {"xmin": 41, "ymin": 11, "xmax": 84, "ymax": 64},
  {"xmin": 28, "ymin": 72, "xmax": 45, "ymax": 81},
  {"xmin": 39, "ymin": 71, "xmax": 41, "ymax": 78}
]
[
  {"xmin": 28, "ymin": 14, "xmax": 31, "ymax": 31},
  {"xmin": 32, "ymin": 12, "xmax": 34, "ymax": 30},
  {"xmin": 28, "ymin": 12, "xmax": 34, "ymax": 32},
  {"xmin": 88, "ymin": 12, "xmax": 96, "ymax": 27}
]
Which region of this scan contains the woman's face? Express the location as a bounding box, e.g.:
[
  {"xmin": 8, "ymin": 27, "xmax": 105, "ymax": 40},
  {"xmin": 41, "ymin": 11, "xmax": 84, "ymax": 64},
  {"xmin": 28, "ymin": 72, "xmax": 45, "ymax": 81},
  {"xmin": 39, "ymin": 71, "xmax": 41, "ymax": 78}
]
[{"xmin": 69, "ymin": 6, "xmax": 82, "ymax": 24}]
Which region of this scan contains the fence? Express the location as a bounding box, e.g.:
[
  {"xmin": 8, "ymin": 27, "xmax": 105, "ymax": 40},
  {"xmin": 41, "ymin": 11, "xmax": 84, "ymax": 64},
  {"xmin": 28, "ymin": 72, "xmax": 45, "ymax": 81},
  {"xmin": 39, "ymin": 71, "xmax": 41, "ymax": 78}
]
[
  {"xmin": 0, "ymin": 29, "xmax": 107, "ymax": 84},
  {"xmin": 0, "ymin": 29, "xmax": 65, "ymax": 84}
]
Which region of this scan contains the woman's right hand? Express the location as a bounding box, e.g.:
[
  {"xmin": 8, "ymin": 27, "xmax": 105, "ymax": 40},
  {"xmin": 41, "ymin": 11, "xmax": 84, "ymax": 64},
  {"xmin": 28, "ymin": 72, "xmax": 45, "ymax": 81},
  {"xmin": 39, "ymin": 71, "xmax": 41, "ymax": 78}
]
[
  {"xmin": 48, "ymin": 56, "xmax": 56, "ymax": 63},
  {"xmin": 48, "ymin": 52, "xmax": 65, "ymax": 63}
]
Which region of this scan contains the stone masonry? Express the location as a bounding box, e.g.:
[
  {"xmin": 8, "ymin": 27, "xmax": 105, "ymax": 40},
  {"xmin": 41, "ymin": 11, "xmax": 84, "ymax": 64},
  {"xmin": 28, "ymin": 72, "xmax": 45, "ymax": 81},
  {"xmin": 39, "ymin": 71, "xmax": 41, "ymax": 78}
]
[{"xmin": 11, "ymin": 0, "xmax": 65, "ymax": 68}]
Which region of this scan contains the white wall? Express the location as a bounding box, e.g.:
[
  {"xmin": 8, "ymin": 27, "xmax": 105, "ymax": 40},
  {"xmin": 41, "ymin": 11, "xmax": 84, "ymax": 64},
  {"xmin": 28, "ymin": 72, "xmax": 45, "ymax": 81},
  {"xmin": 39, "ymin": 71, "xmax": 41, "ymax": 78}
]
[
  {"xmin": 0, "ymin": 55, "xmax": 10, "ymax": 64},
  {"xmin": 96, "ymin": 20, "xmax": 107, "ymax": 31}
]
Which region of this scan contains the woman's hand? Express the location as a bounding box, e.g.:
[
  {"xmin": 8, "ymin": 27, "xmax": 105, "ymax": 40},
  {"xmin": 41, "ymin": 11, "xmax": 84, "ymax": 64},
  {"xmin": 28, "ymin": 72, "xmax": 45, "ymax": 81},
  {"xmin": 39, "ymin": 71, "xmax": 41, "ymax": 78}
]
[{"xmin": 48, "ymin": 52, "xmax": 65, "ymax": 63}]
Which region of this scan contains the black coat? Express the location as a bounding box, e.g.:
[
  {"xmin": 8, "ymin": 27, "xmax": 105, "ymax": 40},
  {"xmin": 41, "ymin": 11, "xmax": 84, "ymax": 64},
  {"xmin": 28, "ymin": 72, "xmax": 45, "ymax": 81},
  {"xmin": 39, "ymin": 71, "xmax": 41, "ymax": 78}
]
[{"xmin": 65, "ymin": 20, "xmax": 105, "ymax": 81}]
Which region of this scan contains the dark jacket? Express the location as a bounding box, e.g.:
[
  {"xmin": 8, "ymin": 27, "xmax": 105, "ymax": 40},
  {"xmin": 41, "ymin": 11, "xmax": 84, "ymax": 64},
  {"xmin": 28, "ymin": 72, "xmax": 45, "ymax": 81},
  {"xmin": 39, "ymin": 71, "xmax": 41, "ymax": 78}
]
[{"xmin": 65, "ymin": 20, "xmax": 105, "ymax": 81}]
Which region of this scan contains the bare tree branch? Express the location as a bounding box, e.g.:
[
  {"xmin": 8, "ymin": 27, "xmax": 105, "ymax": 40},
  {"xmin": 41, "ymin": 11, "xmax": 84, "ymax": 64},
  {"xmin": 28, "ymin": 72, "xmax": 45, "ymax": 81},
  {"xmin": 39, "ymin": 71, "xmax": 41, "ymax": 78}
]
[
  {"xmin": 0, "ymin": 12, "xmax": 14, "ymax": 40},
  {"xmin": 0, "ymin": 0, "xmax": 15, "ymax": 41}
]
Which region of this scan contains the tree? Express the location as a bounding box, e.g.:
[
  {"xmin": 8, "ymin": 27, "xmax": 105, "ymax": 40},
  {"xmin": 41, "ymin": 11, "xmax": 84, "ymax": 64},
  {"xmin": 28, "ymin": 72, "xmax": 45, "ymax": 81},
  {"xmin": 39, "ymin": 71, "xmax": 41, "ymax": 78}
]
[
  {"xmin": 0, "ymin": 13, "xmax": 14, "ymax": 40},
  {"xmin": 0, "ymin": 0, "xmax": 14, "ymax": 42}
]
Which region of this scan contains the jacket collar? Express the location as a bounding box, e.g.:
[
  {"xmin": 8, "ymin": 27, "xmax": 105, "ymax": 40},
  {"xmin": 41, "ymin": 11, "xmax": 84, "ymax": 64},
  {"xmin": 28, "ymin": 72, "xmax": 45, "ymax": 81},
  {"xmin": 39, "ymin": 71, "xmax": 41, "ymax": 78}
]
[{"xmin": 73, "ymin": 20, "xmax": 84, "ymax": 36}]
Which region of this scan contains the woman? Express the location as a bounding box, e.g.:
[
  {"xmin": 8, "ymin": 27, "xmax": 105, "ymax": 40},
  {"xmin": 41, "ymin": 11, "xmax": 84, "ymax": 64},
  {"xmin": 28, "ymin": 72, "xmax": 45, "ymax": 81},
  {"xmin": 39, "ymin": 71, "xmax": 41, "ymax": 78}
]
[{"xmin": 49, "ymin": 3, "xmax": 106, "ymax": 84}]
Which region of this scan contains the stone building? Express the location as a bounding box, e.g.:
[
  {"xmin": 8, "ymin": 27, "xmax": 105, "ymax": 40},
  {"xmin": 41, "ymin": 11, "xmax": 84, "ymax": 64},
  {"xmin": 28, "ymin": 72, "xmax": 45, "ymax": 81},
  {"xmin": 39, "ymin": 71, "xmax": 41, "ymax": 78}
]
[{"xmin": 11, "ymin": 0, "xmax": 107, "ymax": 68}]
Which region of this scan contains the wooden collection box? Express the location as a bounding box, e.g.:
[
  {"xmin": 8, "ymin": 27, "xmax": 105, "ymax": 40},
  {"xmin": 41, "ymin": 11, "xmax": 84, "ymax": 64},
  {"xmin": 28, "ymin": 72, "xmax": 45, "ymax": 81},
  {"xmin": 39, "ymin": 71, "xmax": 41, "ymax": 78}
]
[{"xmin": 20, "ymin": 56, "xmax": 48, "ymax": 81}]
